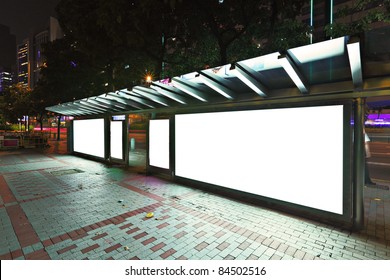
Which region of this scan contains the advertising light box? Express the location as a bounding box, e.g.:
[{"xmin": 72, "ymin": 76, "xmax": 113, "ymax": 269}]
[
  {"xmin": 149, "ymin": 119, "xmax": 170, "ymax": 169},
  {"xmin": 110, "ymin": 121, "xmax": 123, "ymax": 159},
  {"xmin": 73, "ymin": 119, "xmax": 105, "ymax": 158},
  {"xmin": 175, "ymin": 105, "xmax": 344, "ymax": 214}
]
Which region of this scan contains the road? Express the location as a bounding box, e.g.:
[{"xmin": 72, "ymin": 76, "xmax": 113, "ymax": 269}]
[{"xmin": 368, "ymin": 141, "xmax": 390, "ymax": 184}]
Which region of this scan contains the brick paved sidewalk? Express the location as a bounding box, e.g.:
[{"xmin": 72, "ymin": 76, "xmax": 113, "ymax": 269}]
[{"xmin": 0, "ymin": 147, "xmax": 389, "ymax": 260}]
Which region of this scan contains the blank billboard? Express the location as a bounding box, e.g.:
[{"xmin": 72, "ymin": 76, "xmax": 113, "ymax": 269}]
[
  {"xmin": 175, "ymin": 105, "xmax": 344, "ymax": 214},
  {"xmin": 149, "ymin": 119, "xmax": 170, "ymax": 169},
  {"xmin": 73, "ymin": 119, "xmax": 105, "ymax": 158},
  {"xmin": 110, "ymin": 121, "xmax": 123, "ymax": 159}
]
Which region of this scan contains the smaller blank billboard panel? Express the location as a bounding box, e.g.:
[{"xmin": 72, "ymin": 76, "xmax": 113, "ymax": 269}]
[
  {"xmin": 110, "ymin": 121, "xmax": 123, "ymax": 159},
  {"xmin": 149, "ymin": 119, "xmax": 170, "ymax": 169},
  {"xmin": 175, "ymin": 105, "xmax": 344, "ymax": 214},
  {"xmin": 73, "ymin": 119, "xmax": 105, "ymax": 158}
]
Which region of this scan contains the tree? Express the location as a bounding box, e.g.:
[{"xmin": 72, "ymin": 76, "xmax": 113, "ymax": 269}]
[
  {"xmin": 2, "ymin": 83, "xmax": 32, "ymax": 130},
  {"xmin": 325, "ymin": 0, "xmax": 390, "ymax": 38},
  {"xmin": 36, "ymin": 38, "xmax": 108, "ymax": 102},
  {"xmin": 55, "ymin": 0, "xmax": 308, "ymax": 84},
  {"xmin": 56, "ymin": 0, "xmax": 155, "ymax": 90},
  {"xmin": 30, "ymin": 37, "xmax": 113, "ymax": 131}
]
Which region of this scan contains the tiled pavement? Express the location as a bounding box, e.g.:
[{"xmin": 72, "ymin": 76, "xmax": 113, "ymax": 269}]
[{"xmin": 0, "ymin": 142, "xmax": 390, "ymax": 260}]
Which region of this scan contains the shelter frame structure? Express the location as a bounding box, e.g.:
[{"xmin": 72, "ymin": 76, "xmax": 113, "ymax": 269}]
[{"xmin": 47, "ymin": 33, "xmax": 390, "ymax": 230}]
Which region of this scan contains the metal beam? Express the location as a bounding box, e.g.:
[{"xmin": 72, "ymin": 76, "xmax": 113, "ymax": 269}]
[
  {"xmin": 347, "ymin": 39, "xmax": 363, "ymax": 90},
  {"xmin": 234, "ymin": 62, "xmax": 268, "ymax": 97},
  {"xmin": 353, "ymin": 97, "xmax": 365, "ymax": 230},
  {"xmin": 95, "ymin": 96, "xmax": 129, "ymax": 110},
  {"xmin": 118, "ymin": 90, "xmax": 157, "ymax": 108},
  {"xmin": 132, "ymin": 86, "xmax": 171, "ymax": 107},
  {"xmin": 63, "ymin": 104, "xmax": 99, "ymax": 115},
  {"xmin": 172, "ymin": 77, "xmax": 209, "ymax": 102},
  {"xmin": 198, "ymin": 70, "xmax": 237, "ymax": 99},
  {"xmin": 278, "ymin": 53, "xmax": 309, "ymax": 94},
  {"xmin": 86, "ymin": 100, "xmax": 120, "ymax": 112},
  {"xmin": 115, "ymin": 90, "xmax": 151, "ymax": 109},
  {"xmin": 67, "ymin": 102, "xmax": 105, "ymax": 115},
  {"xmin": 150, "ymin": 82, "xmax": 188, "ymax": 104},
  {"xmin": 80, "ymin": 99, "xmax": 115, "ymax": 113},
  {"xmin": 105, "ymin": 92, "xmax": 146, "ymax": 110}
]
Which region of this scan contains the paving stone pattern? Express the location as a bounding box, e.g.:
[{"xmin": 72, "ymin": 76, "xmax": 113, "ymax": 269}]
[{"xmin": 0, "ymin": 148, "xmax": 390, "ymax": 260}]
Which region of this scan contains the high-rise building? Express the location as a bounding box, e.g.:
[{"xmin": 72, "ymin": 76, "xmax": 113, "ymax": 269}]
[
  {"xmin": 0, "ymin": 67, "xmax": 14, "ymax": 94},
  {"xmin": 31, "ymin": 17, "xmax": 63, "ymax": 88},
  {"xmin": 17, "ymin": 40, "xmax": 29, "ymax": 87},
  {"xmin": 16, "ymin": 17, "xmax": 63, "ymax": 89}
]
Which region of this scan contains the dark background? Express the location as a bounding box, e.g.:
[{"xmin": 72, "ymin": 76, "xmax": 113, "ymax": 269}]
[{"xmin": 0, "ymin": 0, "xmax": 60, "ymax": 43}]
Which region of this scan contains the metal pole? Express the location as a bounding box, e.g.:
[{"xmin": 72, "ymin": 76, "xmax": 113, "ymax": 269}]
[
  {"xmin": 330, "ymin": 0, "xmax": 334, "ymax": 39},
  {"xmin": 57, "ymin": 115, "xmax": 61, "ymax": 141},
  {"xmin": 310, "ymin": 0, "xmax": 314, "ymax": 44},
  {"xmin": 353, "ymin": 97, "xmax": 365, "ymax": 230},
  {"xmin": 105, "ymin": 116, "xmax": 110, "ymax": 161},
  {"xmin": 124, "ymin": 115, "xmax": 129, "ymax": 166},
  {"xmin": 161, "ymin": 32, "xmax": 165, "ymax": 79}
]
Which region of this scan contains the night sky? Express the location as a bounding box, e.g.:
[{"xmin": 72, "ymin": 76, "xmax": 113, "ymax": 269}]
[{"xmin": 0, "ymin": 0, "xmax": 60, "ymax": 43}]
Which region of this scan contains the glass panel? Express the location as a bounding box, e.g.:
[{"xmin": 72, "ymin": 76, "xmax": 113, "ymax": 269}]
[
  {"xmin": 364, "ymin": 26, "xmax": 390, "ymax": 78},
  {"xmin": 128, "ymin": 114, "xmax": 147, "ymax": 171}
]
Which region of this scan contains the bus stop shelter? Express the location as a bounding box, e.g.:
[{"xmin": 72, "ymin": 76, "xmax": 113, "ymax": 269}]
[{"xmin": 46, "ymin": 34, "xmax": 390, "ymax": 231}]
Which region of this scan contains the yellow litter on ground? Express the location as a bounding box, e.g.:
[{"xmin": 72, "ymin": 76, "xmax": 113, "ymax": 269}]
[{"xmin": 145, "ymin": 212, "xmax": 154, "ymax": 218}]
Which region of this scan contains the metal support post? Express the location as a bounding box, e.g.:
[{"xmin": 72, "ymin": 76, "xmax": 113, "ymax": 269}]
[
  {"xmin": 353, "ymin": 97, "xmax": 365, "ymax": 230},
  {"xmin": 124, "ymin": 115, "xmax": 129, "ymax": 166},
  {"xmin": 57, "ymin": 115, "xmax": 61, "ymax": 141}
]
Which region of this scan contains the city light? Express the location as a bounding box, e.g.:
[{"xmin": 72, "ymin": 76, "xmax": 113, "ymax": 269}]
[{"xmin": 145, "ymin": 75, "xmax": 152, "ymax": 83}]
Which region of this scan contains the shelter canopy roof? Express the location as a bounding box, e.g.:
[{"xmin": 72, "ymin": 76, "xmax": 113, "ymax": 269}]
[{"xmin": 46, "ymin": 34, "xmax": 390, "ymax": 116}]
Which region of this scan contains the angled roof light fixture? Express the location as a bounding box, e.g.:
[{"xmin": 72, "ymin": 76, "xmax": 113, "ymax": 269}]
[
  {"xmin": 97, "ymin": 94, "xmax": 129, "ymax": 109},
  {"xmin": 95, "ymin": 96, "xmax": 128, "ymax": 110},
  {"xmin": 47, "ymin": 104, "xmax": 81, "ymax": 116},
  {"xmin": 105, "ymin": 92, "xmax": 132, "ymax": 105},
  {"xmin": 83, "ymin": 98, "xmax": 118, "ymax": 112},
  {"xmin": 132, "ymin": 86, "xmax": 170, "ymax": 107},
  {"xmin": 66, "ymin": 103, "xmax": 101, "ymax": 115},
  {"xmin": 234, "ymin": 62, "xmax": 268, "ymax": 97},
  {"xmin": 346, "ymin": 37, "xmax": 363, "ymax": 90},
  {"xmin": 150, "ymin": 82, "xmax": 188, "ymax": 104},
  {"xmin": 198, "ymin": 70, "xmax": 236, "ymax": 100},
  {"xmin": 278, "ymin": 53, "xmax": 309, "ymax": 94},
  {"xmin": 172, "ymin": 77, "xmax": 209, "ymax": 102},
  {"xmin": 76, "ymin": 101, "xmax": 109, "ymax": 114},
  {"xmin": 117, "ymin": 90, "xmax": 155, "ymax": 109},
  {"xmin": 122, "ymin": 88, "xmax": 142, "ymax": 97},
  {"xmin": 106, "ymin": 92, "xmax": 147, "ymax": 110}
]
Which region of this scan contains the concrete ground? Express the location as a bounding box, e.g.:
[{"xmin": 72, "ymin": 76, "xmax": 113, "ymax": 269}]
[{"xmin": 0, "ymin": 140, "xmax": 389, "ymax": 260}]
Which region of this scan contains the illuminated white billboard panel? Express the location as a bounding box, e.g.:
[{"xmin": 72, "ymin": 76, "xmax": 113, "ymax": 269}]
[
  {"xmin": 175, "ymin": 105, "xmax": 344, "ymax": 214},
  {"xmin": 110, "ymin": 121, "xmax": 123, "ymax": 159},
  {"xmin": 73, "ymin": 119, "xmax": 105, "ymax": 158},
  {"xmin": 149, "ymin": 119, "xmax": 170, "ymax": 169}
]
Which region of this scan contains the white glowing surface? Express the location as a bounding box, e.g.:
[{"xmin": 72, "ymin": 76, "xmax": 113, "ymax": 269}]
[
  {"xmin": 175, "ymin": 105, "xmax": 344, "ymax": 214},
  {"xmin": 110, "ymin": 121, "xmax": 123, "ymax": 159},
  {"xmin": 288, "ymin": 36, "xmax": 345, "ymax": 63},
  {"xmin": 73, "ymin": 119, "xmax": 105, "ymax": 158},
  {"xmin": 149, "ymin": 119, "xmax": 170, "ymax": 169}
]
